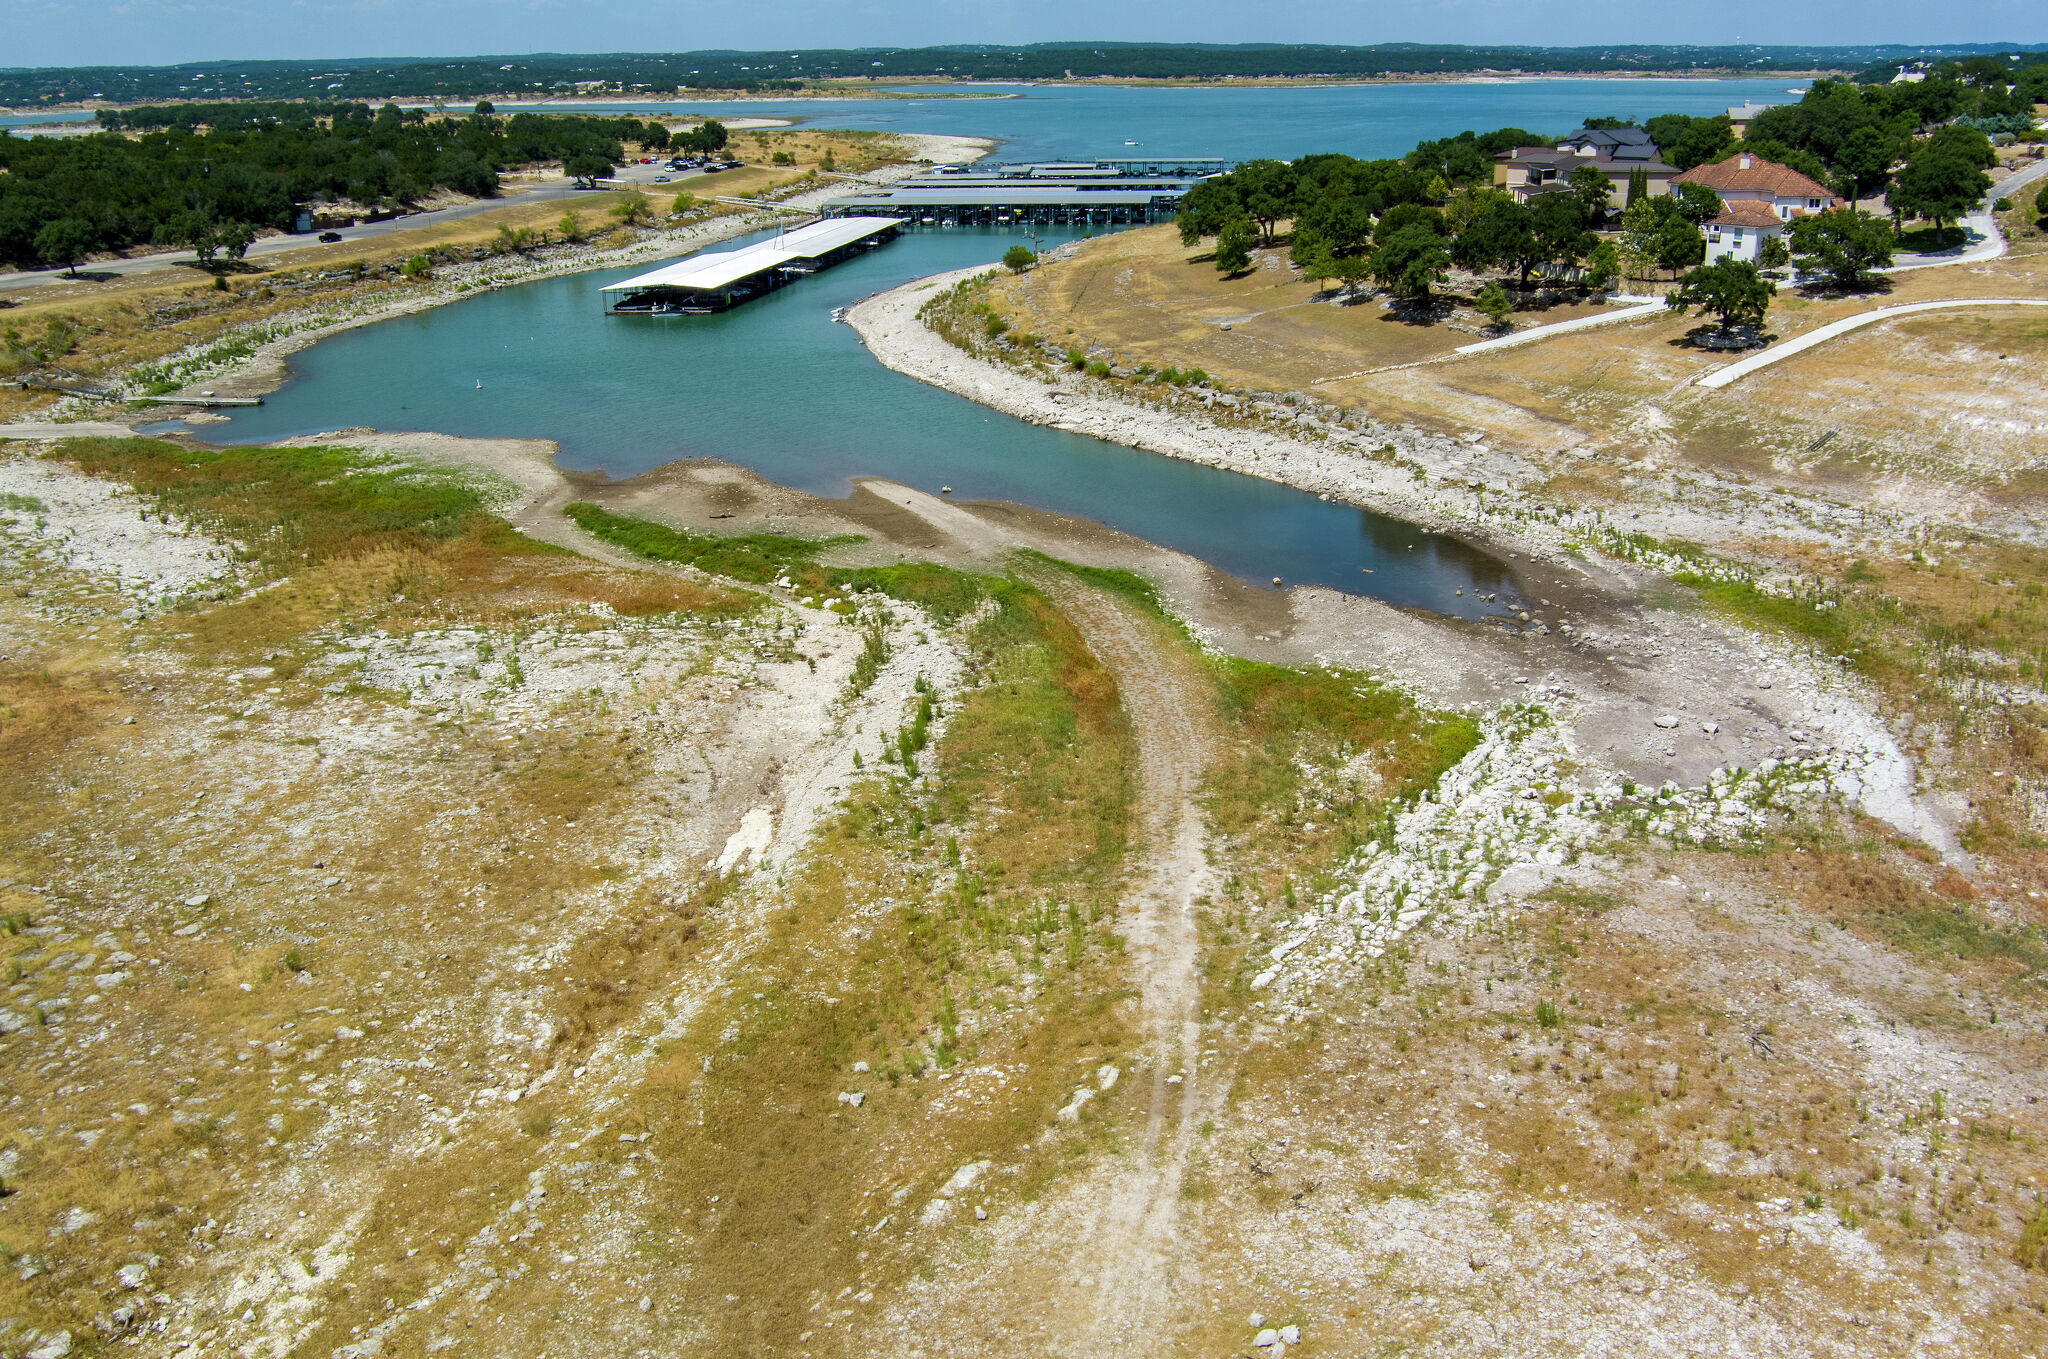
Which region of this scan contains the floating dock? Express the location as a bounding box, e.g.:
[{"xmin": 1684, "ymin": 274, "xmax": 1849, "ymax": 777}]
[
  {"xmin": 820, "ymin": 160, "xmax": 1228, "ymax": 227},
  {"xmin": 602, "ymin": 216, "xmax": 900, "ymax": 314}
]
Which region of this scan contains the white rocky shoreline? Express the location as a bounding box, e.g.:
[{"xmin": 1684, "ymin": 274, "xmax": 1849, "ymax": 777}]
[{"xmin": 841, "ymin": 263, "xmax": 1951, "ymax": 577}]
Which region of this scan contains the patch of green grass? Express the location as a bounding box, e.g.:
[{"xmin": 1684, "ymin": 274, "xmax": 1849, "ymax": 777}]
[
  {"xmin": 1020, "ymin": 550, "xmax": 1479, "ymax": 872},
  {"xmin": 1672, "ymin": 572, "xmax": 1885, "ymax": 670},
  {"xmin": 0, "ymin": 491, "xmax": 47, "ymax": 514},
  {"xmin": 53, "ymin": 437, "xmax": 549, "ymax": 577},
  {"xmin": 564, "ymin": 502, "xmax": 855, "ymax": 585},
  {"xmin": 1873, "ymin": 899, "xmax": 2048, "ymax": 981},
  {"xmin": 829, "ymin": 562, "xmax": 987, "ymax": 623},
  {"xmin": 1670, "ymin": 1165, "xmax": 1727, "ymax": 1193}
]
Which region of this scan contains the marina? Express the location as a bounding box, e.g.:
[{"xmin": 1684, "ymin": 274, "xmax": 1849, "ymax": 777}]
[
  {"xmin": 600, "ymin": 215, "xmax": 900, "ymax": 312},
  {"xmin": 821, "ymin": 159, "xmax": 1222, "ymax": 226}
]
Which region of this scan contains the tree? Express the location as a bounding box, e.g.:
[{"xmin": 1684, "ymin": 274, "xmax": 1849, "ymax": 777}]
[
  {"xmin": 1645, "ymin": 114, "xmax": 1738, "ymax": 170},
  {"xmin": 1585, "ymin": 239, "xmax": 1620, "ymax": 291},
  {"xmin": 1474, "ymin": 281, "xmax": 1514, "ymax": 331},
  {"xmin": 1233, "ymin": 159, "xmax": 1299, "ymax": 244},
  {"xmin": 668, "ymin": 192, "xmax": 697, "ymax": 217},
  {"xmin": 1671, "ymin": 181, "xmax": 1725, "ymax": 227},
  {"xmin": 436, "ymin": 150, "xmax": 497, "ymax": 198},
  {"xmin": 1756, "ymin": 234, "xmax": 1792, "ymax": 271},
  {"xmin": 2037, "ymin": 180, "xmax": 2048, "ymax": 224},
  {"xmin": 1371, "ymin": 223, "xmax": 1452, "ymax": 306},
  {"xmin": 214, "ymin": 220, "xmax": 256, "ymax": 262},
  {"xmin": 1289, "ymin": 231, "xmax": 1336, "ymax": 294},
  {"xmin": 1568, "ymin": 165, "xmax": 1614, "ymax": 224},
  {"xmin": 1333, "ymin": 252, "xmax": 1372, "ymax": 299},
  {"xmin": 1666, "ymin": 257, "xmax": 1775, "ymax": 335},
  {"xmin": 1176, "ymin": 177, "xmax": 1244, "ymax": 245},
  {"xmin": 1530, "ymin": 192, "xmax": 1596, "ymax": 276},
  {"xmin": 1452, "ymin": 195, "xmax": 1539, "ymax": 286},
  {"xmin": 557, "ymin": 209, "xmax": 588, "ymax": 243},
  {"xmin": 1626, "ymin": 166, "xmax": 1649, "ymax": 208},
  {"xmin": 1213, "ymin": 219, "xmax": 1255, "ymax": 276},
  {"xmin": 1925, "ymin": 123, "xmax": 1997, "ymax": 170},
  {"xmin": 1655, "ymin": 215, "xmax": 1706, "ymax": 278},
  {"xmin": 1002, "ymin": 244, "xmax": 1036, "ymax": 273},
  {"xmin": 401, "ymin": 253, "xmax": 432, "ymax": 280},
  {"xmin": 1617, "ymin": 197, "xmax": 1666, "ymax": 280},
  {"xmin": 34, "ymin": 218, "xmax": 93, "ymax": 276},
  {"xmin": 608, "ymin": 189, "xmax": 653, "ymax": 227},
  {"xmin": 565, "ymin": 153, "xmax": 613, "ymax": 189},
  {"xmin": 1835, "ymin": 126, "xmax": 1897, "ymax": 201},
  {"xmin": 1787, "ymin": 207, "xmax": 1895, "ymax": 288},
  {"xmin": 474, "ymin": 100, "xmax": 495, "ymax": 115},
  {"xmin": 684, "ymin": 119, "xmax": 729, "ymax": 154},
  {"xmin": 1887, "ymin": 147, "xmax": 1993, "ymax": 243}
]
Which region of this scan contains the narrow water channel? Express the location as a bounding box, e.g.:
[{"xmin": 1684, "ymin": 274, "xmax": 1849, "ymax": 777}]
[{"xmin": 194, "ymin": 226, "xmax": 1520, "ymax": 617}]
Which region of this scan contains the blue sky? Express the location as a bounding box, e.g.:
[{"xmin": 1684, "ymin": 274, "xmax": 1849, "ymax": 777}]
[{"xmin": 6, "ymin": 0, "xmax": 2044, "ymax": 69}]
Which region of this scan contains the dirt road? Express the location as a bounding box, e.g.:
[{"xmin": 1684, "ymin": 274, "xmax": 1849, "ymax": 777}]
[{"xmin": 870, "ymin": 574, "xmax": 1226, "ymax": 1355}]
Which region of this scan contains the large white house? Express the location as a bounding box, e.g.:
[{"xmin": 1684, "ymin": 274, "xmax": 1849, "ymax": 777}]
[{"xmin": 1675, "ymin": 153, "xmax": 1841, "ymax": 265}]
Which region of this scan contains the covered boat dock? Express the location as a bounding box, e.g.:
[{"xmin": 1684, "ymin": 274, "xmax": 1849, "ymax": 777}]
[
  {"xmin": 602, "ymin": 216, "xmax": 899, "ymax": 314},
  {"xmin": 820, "ymin": 160, "xmax": 1225, "ymax": 227}
]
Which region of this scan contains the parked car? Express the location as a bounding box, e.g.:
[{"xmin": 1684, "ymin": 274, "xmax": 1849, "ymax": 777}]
[
  {"xmin": 654, "ymin": 176, "xmax": 671, "ymax": 183},
  {"xmin": 317, "ymin": 231, "xmax": 343, "ymax": 243}
]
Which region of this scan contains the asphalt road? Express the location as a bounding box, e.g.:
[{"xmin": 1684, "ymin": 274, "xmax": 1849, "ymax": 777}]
[{"xmin": 0, "ymin": 161, "xmax": 711, "ymax": 294}]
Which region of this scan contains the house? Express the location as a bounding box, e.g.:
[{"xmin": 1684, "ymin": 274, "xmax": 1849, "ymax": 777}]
[
  {"xmin": 1492, "ymin": 145, "xmax": 1678, "ymax": 207},
  {"xmin": 1726, "ymin": 102, "xmax": 1776, "ymax": 137},
  {"xmin": 1557, "ymin": 126, "xmax": 1663, "ymax": 163},
  {"xmin": 1673, "ymin": 152, "xmax": 1840, "ymax": 224},
  {"xmin": 1701, "ymin": 199, "xmax": 1791, "ymax": 264},
  {"xmin": 1677, "ymin": 153, "xmax": 1841, "ymax": 265}
]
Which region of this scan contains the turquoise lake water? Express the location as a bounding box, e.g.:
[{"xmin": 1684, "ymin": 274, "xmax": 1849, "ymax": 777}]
[
  {"xmin": 507, "ymin": 77, "xmax": 1804, "ymax": 163},
  {"xmin": 187, "ymin": 80, "xmax": 1796, "ymax": 613},
  {"xmin": 195, "ymin": 224, "xmax": 1524, "ymax": 616}
]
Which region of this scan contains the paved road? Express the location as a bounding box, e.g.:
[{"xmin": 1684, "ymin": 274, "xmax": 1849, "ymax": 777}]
[
  {"xmin": 1885, "ymin": 156, "xmax": 2048, "ymax": 273},
  {"xmin": 0, "ymin": 161, "xmax": 705, "ymax": 295},
  {"xmin": 1694, "ymin": 297, "xmax": 2048, "ymax": 389}
]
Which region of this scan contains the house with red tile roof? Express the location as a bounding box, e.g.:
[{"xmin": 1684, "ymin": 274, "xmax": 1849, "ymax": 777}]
[{"xmin": 1676, "ymin": 153, "xmax": 1841, "ymax": 265}]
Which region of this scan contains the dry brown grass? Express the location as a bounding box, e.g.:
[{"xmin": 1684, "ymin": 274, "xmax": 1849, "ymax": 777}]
[
  {"xmin": 1197, "ymin": 845, "xmax": 2048, "ymax": 1350},
  {"xmin": 987, "ymin": 224, "xmax": 1616, "ymax": 395}
]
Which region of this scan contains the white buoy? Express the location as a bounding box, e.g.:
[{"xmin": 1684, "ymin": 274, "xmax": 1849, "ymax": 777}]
[
  {"xmin": 1272, "ymin": 576, "xmax": 1282, "ymax": 587},
  {"xmin": 940, "ymin": 486, "xmax": 952, "ymax": 494}
]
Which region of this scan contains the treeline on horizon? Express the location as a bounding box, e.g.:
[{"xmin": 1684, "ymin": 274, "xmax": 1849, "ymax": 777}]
[
  {"xmin": 0, "ymin": 103, "xmax": 700, "ymax": 270},
  {"xmin": 3, "ymin": 41, "xmax": 2046, "ymax": 106}
]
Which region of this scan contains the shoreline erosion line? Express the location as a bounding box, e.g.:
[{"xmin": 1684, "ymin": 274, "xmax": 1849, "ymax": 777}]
[{"xmin": 844, "ymin": 267, "xmax": 1629, "ymax": 570}]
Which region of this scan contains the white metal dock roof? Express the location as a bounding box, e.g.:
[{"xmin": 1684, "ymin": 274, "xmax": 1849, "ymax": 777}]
[{"xmin": 602, "ymin": 216, "xmax": 896, "ymax": 294}]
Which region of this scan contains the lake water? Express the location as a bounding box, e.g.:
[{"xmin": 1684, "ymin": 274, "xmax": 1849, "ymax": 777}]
[
  {"xmin": 195, "ymin": 224, "xmax": 1520, "ymax": 616},
  {"xmin": 502, "ymin": 77, "xmax": 1804, "ymax": 163},
  {"xmin": 188, "ymin": 80, "xmax": 1797, "ymax": 614}
]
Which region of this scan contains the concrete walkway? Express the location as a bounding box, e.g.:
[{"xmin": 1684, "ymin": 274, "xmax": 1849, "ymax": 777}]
[
  {"xmin": 1452, "ymin": 298, "xmax": 1665, "ymax": 355},
  {"xmin": 1694, "ymin": 297, "xmax": 2048, "ymax": 389}
]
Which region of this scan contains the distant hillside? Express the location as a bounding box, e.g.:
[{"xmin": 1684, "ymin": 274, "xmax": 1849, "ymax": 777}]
[{"xmin": 3, "ymin": 42, "xmax": 2045, "ymax": 107}]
